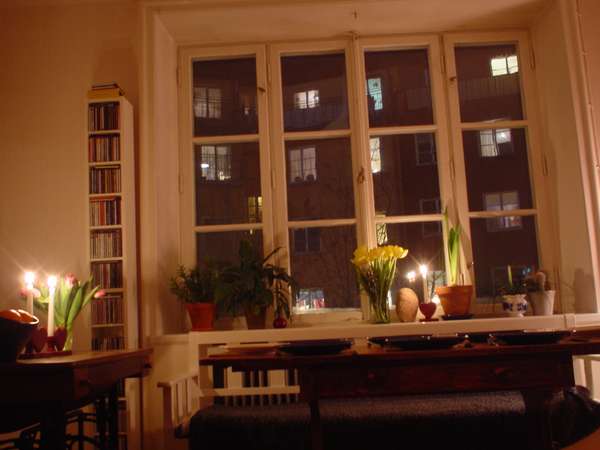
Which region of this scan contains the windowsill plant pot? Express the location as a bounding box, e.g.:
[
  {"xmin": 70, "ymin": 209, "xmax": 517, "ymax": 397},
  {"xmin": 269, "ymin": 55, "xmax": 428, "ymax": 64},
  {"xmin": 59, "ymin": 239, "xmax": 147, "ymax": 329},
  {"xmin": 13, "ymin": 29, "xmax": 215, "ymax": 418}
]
[
  {"xmin": 435, "ymin": 285, "xmax": 473, "ymax": 316},
  {"xmin": 529, "ymin": 290, "xmax": 555, "ymax": 316},
  {"xmin": 186, "ymin": 303, "xmax": 216, "ymax": 331},
  {"xmin": 502, "ymin": 294, "xmax": 528, "ymax": 317}
]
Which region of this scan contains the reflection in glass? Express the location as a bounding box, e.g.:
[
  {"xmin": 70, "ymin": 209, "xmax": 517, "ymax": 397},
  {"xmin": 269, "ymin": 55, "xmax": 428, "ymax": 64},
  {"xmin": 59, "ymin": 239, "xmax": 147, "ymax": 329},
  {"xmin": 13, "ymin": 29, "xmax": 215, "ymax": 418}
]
[
  {"xmin": 281, "ymin": 54, "xmax": 349, "ymax": 132},
  {"xmin": 193, "ymin": 58, "xmax": 258, "ymax": 136},
  {"xmin": 196, "ymin": 230, "xmax": 263, "ymax": 267},
  {"xmin": 364, "ymin": 49, "xmax": 434, "ymax": 127},
  {"xmin": 371, "ymin": 134, "xmax": 440, "ymax": 217},
  {"xmin": 195, "ymin": 142, "xmax": 261, "ymax": 225},
  {"xmin": 286, "ymin": 138, "xmax": 355, "ymax": 220},
  {"xmin": 289, "ymin": 225, "xmax": 359, "ymax": 311},
  {"xmin": 382, "ymin": 222, "xmax": 446, "ymax": 303},
  {"xmin": 462, "ymin": 128, "xmax": 533, "ymax": 212},
  {"xmin": 470, "ymin": 216, "xmax": 539, "ymax": 300},
  {"xmin": 455, "ymin": 45, "xmax": 524, "ymax": 123}
]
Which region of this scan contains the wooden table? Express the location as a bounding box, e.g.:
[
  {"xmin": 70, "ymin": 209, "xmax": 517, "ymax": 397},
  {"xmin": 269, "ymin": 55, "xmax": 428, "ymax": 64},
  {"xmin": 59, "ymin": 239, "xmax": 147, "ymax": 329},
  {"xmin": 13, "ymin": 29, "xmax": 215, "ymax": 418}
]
[
  {"xmin": 0, "ymin": 349, "xmax": 152, "ymax": 449},
  {"xmin": 201, "ymin": 337, "xmax": 600, "ymax": 450}
]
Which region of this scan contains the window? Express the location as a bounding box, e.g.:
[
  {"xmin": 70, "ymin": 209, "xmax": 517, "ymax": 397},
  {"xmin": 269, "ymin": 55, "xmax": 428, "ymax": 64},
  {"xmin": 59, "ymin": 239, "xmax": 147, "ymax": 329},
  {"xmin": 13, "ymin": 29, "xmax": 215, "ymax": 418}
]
[
  {"xmin": 367, "ymin": 78, "xmax": 383, "ymax": 111},
  {"xmin": 484, "ymin": 191, "xmax": 522, "ymax": 232},
  {"xmin": 419, "ymin": 198, "xmax": 442, "ymax": 237},
  {"xmin": 415, "ymin": 134, "xmax": 436, "ymax": 166},
  {"xmin": 490, "ymin": 55, "xmax": 519, "ymax": 77},
  {"xmin": 294, "ymin": 90, "xmax": 320, "ymax": 109},
  {"xmin": 248, "ymin": 196, "xmax": 263, "ymax": 223},
  {"xmin": 370, "ymin": 137, "xmax": 382, "ymax": 173},
  {"xmin": 289, "ymin": 146, "xmax": 317, "ymax": 182},
  {"xmin": 198, "ymin": 145, "xmax": 231, "ymax": 181},
  {"xmin": 479, "ymin": 129, "xmax": 513, "ymax": 157},
  {"xmin": 293, "ymin": 228, "xmax": 321, "ymax": 253},
  {"xmin": 295, "ymin": 288, "xmax": 325, "ymax": 311},
  {"xmin": 376, "ymin": 223, "xmax": 388, "ymax": 245},
  {"xmin": 194, "ymin": 87, "xmax": 222, "ymax": 119}
]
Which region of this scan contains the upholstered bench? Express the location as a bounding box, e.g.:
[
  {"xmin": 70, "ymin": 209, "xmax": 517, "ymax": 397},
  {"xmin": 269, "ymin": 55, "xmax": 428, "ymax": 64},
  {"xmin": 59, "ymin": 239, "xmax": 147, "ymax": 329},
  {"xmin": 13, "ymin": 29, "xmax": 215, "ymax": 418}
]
[{"xmin": 187, "ymin": 388, "xmax": 600, "ymax": 450}]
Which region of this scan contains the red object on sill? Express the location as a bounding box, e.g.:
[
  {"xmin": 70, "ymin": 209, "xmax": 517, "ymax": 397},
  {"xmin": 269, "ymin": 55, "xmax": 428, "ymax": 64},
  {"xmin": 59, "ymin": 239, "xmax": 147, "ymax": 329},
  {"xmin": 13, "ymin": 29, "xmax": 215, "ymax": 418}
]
[
  {"xmin": 186, "ymin": 303, "xmax": 215, "ymax": 331},
  {"xmin": 273, "ymin": 317, "xmax": 288, "ymax": 329},
  {"xmin": 418, "ymin": 302, "xmax": 437, "ymax": 320}
]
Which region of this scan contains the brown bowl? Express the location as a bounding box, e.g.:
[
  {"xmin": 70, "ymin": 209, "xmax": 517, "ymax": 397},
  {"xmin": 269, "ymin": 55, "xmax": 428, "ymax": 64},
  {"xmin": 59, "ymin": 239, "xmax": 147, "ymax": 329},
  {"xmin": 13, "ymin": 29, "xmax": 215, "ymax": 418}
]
[{"xmin": 0, "ymin": 315, "xmax": 39, "ymax": 363}]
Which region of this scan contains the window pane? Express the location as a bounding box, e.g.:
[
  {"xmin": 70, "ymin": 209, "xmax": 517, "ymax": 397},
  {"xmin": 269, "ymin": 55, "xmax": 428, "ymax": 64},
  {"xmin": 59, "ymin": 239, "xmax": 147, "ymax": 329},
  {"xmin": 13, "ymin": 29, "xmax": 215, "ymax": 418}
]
[
  {"xmin": 195, "ymin": 142, "xmax": 261, "ymax": 225},
  {"xmin": 289, "ymin": 225, "xmax": 359, "ymax": 311},
  {"xmin": 470, "ymin": 216, "xmax": 539, "ymax": 301},
  {"xmin": 462, "ymin": 128, "xmax": 533, "ymax": 211},
  {"xmin": 193, "ymin": 58, "xmax": 258, "ymax": 136},
  {"xmin": 372, "ymin": 134, "xmax": 440, "ymax": 217},
  {"xmin": 455, "ymin": 45, "xmax": 524, "ymax": 123},
  {"xmin": 364, "ymin": 49, "xmax": 434, "ymax": 127},
  {"xmin": 286, "ymin": 138, "xmax": 355, "ymax": 220},
  {"xmin": 196, "ymin": 230, "xmax": 263, "ymax": 266},
  {"xmin": 281, "ymin": 53, "xmax": 349, "ymax": 132},
  {"xmin": 381, "ymin": 222, "xmax": 446, "ymax": 301}
]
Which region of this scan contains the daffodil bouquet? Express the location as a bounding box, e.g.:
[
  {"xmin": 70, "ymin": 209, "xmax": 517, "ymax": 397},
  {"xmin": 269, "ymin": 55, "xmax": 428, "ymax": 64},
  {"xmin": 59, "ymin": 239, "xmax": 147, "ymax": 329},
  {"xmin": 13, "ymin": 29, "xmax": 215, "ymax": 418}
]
[{"xmin": 351, "ymin": 245, "xmax": 408, "ymax": 323}]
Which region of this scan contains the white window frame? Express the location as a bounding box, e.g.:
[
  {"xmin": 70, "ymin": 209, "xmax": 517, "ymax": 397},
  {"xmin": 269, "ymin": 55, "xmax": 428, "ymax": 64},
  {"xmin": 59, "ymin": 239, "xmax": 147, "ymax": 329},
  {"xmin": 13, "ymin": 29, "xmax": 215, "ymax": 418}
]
[{"xmin": 444, "ymin": 31, "xmax": 556, "ymax": 306}]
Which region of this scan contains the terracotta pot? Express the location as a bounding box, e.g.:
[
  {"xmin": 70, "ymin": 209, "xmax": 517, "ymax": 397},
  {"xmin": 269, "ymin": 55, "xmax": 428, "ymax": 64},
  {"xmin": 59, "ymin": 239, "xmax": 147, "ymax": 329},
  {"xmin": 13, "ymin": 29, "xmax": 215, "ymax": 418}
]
[
  {"xmin": 435, "ymin": 285, "xmax": 473, "ymax": 316},
  {"xmin": 185, "ymin": 303, "xmax": 215, "ymax": 331},
  {"xmin": 245, "ymin": 307, "xmax": 267, "ymax": 330}
]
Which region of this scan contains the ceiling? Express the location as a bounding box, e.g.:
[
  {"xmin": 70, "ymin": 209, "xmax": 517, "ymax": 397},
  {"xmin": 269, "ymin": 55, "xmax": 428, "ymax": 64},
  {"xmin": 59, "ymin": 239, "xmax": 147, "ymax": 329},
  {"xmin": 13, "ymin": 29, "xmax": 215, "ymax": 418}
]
[{"xmin": 156, "ymin": 0, "xmax": 549, "ymax": 45}]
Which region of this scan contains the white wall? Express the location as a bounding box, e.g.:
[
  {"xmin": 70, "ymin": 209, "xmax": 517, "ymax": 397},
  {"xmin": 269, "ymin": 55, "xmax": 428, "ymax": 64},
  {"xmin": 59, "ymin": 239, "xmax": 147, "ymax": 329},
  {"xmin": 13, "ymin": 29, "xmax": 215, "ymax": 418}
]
[
  {"xmin": 532, "ymin": 2, "xmax": 597, "ymax": 313},
  {"xmin": 0, "ymin": 2, "xmax": 139, "ymax": 347}
]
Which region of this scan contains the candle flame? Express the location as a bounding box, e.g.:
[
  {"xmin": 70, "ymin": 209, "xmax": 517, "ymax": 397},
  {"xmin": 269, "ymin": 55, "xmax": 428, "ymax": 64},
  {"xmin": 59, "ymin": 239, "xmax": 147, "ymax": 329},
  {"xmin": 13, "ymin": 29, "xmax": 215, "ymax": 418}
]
[
  {"xmin": 419, "ymin": 264, "xmax": 428, "ymax": 277},
  {"xmin": 406, "ymin": 271, "xmax": 416, "ymax": 282},
  {"xmin": 24, "ymin": 271, "xmax": 35, "ymax": 286}
]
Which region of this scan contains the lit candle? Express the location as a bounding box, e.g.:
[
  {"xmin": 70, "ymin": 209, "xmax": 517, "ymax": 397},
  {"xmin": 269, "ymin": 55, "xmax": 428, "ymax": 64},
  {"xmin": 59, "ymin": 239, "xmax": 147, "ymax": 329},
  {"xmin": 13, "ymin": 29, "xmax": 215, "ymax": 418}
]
[
  {"xmin": 419, "ymin": 264, "xmax": 430, "ymax": 303},
  {"xmin": 47, "ymin": 275, "xmax": 57, "ymax": 336},
  {"xmin": 406, "ymin": 271, "xmax": 416, "ymax": 283},
  {"xmin": 24, "ymin": 271, "xmax": 35, "ymax": 314}
]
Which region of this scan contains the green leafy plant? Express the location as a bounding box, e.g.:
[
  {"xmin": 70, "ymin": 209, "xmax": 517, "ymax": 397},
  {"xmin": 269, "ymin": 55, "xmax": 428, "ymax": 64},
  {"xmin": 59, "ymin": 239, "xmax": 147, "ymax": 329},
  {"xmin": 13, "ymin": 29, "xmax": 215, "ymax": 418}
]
[
  {"xmin": 29, "ymin": 274, "xmax": 100, "ymax": 350},
  {"xmin": 444, "ymin": 208, "xmax": 461, "ymax": 286},
  {"xmin": 170, "ymin": 265, "xmax": 220, "ymax": 303},
  {"xmin": 216, "ymin": 240, "xmax": 297, "ymax": 319},
  {"xmin": 499, "ymin": 265, "xmax": 527, "ymax": 296}
]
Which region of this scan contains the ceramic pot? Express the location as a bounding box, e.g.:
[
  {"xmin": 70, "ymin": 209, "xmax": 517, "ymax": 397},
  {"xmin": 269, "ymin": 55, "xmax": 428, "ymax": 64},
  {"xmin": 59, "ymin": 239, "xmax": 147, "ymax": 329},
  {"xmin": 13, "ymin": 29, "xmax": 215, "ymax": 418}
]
[
  {"xmin": 245, "ymin": 307, "xmax": 267, "ymax": 330},
  {"xmin": 529, "ymin": 290, "xmax": 555, "ymax": 316},
  {"xmin": 502, "ymin": 294, "xmax": 528, "ymax": 317},
  {"xmin": 186, "ymin": 303, "xmax": 215, "ymax": 331},
  {"xmin": 435, "ymin": 285, "xmax": 473, "ymax": 316},
  {"xmin": 396, "ymin": 288, "xmax": 419, "ymax": 322}
]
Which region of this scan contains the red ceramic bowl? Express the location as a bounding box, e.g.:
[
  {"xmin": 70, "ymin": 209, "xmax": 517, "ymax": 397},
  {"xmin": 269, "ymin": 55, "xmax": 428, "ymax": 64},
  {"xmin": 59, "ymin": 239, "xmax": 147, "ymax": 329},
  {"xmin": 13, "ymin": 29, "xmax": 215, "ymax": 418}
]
[{"xmin": 0, "ymin": 315, "xmax": 39, "ymax": 363}]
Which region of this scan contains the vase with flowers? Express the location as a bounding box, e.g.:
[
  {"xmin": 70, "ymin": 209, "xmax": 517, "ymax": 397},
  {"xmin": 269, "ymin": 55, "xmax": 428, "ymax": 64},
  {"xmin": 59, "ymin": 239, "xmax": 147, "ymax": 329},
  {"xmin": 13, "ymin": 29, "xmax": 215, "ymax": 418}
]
[{"xmin": 352, "ymin": 245, "xmax": 409, "ymax": 324}]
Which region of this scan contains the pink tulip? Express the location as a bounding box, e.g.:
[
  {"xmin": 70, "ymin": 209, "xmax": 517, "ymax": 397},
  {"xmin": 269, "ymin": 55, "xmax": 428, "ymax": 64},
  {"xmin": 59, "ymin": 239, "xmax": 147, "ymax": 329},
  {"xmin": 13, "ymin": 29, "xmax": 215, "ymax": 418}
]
[
  {"xmin": 65, "ymin": 273, "xmax": 77, "ymax": 288},
  {"xmin": 19, "ymin": 287, "xmax": 28, "ymax": 298},
  {"xmin": 31, "ymin": 288, "xmax": 41, "ymax": 298},
  {"xmin": 94, "ymin": 289, "xmax": 106, "ymax": 299}
]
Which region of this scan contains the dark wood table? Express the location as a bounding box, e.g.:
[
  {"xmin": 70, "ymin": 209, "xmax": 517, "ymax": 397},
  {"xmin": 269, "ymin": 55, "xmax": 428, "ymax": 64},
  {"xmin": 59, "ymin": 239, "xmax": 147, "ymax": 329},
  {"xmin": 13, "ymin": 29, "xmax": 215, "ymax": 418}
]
[
  {"xmin": 0, "ymin": 349, "xmax": 152, "ymax": 449},
  {"xmin": 201, "ymin": 337, "xmax": 600, "ymax": 450}
]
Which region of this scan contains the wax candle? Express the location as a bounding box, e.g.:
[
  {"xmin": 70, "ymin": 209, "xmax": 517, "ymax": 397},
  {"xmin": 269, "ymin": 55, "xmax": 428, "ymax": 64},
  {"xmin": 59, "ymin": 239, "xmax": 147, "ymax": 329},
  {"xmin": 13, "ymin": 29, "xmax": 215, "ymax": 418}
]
[
  {"xmin": 419, "ymin": 264, "xmax": 429, "ymax": 303},
  {"xmin": 24, "ymin": 271, "xmax": 35, "ymax": 314},
  {"xmin": 47, "ymin": 275, "xmax": 57, "ymax": 337}
]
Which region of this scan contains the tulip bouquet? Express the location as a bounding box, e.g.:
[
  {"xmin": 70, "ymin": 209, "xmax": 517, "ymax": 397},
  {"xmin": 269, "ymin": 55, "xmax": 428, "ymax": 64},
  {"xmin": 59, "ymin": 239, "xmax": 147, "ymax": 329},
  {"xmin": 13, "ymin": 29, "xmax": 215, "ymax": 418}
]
[{"xmin": 351, "ymin": 245, "xmax": 408, "ymax": 323}]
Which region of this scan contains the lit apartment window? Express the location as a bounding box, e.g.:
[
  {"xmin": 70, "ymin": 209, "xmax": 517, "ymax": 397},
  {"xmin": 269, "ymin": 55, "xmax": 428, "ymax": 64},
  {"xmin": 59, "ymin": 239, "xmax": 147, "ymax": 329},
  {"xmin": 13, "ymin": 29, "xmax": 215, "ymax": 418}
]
[
  {"xmin": 484, "ymin": 191, "xmax": 522, "ymax": 232},
  {"xmin": 376, "ymin": 223, "xmax": 388, "ymax": 245},
  {"xmin": 294, "ymin": 90, "xmax": 319, "ymax": 109},
  {"xmin": 194, "ymin": 87, "xmax": 222, "ymax": 119},
  {"xmin": 295, "ymin": 288, "xmax": 325, "ymax": 310},
  {"xmin": 490, "ymin": 55, "xmax": 519, "ymax": 77},
  {"xmin": 415, "ymin": 134, "xmax": 436, "ymax": 166},
  {"xmin": 293, "ymin": 228, "xmax": 321, "ymax": 253},
  {"xmin": 419, "ymin": 198, "xmax": 442, "ymax": 237},
  {"xmin": 479, "ymin": 129, "xmax": 513, "ymax": 157},
  {"xmin": 289, "ymin": 147, "xmax": 317, "ymax": 182},
  {"xmin": 370, "ymin": 137, "xmax": 382, "ymax": 173},
  {"xmin": 247, "ymin": 196, "xmax": 263, "ymax": 223},
  {"xmin": 199, "ymin": 145, "xmax": 231, "ymax": 181},
  {"xmin": 367, "ymin": 77, "xmax": 383, "ymax": 111}
]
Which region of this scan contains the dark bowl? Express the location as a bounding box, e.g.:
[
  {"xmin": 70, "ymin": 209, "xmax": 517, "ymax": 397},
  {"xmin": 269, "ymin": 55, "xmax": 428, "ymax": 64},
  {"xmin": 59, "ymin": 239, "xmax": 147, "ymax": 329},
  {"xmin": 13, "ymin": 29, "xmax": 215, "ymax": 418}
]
[{"xmin": 0, "ymin": 315, "xmax": 39, "ymax": 363}]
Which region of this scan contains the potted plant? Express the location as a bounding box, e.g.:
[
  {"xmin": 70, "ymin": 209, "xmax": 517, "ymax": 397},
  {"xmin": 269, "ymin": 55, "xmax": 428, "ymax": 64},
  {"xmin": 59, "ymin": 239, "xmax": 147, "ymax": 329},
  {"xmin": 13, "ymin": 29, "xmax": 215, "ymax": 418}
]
[
  {"xmin": 216, "ymin": 240, "xmax": 296, "ymax": 330},
  {"xmin": 170, "ymin": 265, "xmax": 219, "ymax": 331},
  {"xmin": 435, "ymin": 210, "xmax": 473, "ymax": 316},
  {"xmin": 500, "ymin": 266, "xmax": 528, "ymax": 317},
  {"xmin": 526, "ymin": 270, "xmax": 555, "ymax": 316}
]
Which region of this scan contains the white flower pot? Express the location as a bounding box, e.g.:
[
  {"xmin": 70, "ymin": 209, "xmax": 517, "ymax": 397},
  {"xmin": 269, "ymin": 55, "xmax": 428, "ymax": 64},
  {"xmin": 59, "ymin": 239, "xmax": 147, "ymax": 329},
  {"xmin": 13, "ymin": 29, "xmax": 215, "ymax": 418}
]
[
  {"xmin": 529, "ymin": 290, "xmax": 555, "ymax": 316},
  {"xmin": 502, "ymin": 294, "xmax": 528, "ymax": 317}
]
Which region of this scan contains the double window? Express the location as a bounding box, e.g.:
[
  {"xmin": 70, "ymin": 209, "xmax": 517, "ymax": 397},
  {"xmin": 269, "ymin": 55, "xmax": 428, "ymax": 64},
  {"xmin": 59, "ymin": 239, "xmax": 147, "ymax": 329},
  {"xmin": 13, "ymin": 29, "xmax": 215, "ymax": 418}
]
[{"xmin": 180, "ymin": 32, "xmax": 552, "ymax": 317}]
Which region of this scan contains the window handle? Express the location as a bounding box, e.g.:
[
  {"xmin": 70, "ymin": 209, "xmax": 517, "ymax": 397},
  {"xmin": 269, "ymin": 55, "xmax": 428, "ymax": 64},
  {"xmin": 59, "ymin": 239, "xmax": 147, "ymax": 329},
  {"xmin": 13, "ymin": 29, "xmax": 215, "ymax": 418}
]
[
  {"xmin": 258, "ymin": 86, "xmax": 266, "ymax": 93},
  {"xmin": 357, "ymin": 167, "xmax": 365, "ymax": 184}
]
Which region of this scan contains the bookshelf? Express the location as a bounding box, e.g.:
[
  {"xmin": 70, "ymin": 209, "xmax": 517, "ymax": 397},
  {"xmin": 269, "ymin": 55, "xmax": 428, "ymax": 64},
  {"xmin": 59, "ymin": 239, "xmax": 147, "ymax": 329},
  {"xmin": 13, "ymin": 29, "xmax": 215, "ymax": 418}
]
[{"xmin": 87, "ymin": 95, "xmax": 138, "ymax": 450}]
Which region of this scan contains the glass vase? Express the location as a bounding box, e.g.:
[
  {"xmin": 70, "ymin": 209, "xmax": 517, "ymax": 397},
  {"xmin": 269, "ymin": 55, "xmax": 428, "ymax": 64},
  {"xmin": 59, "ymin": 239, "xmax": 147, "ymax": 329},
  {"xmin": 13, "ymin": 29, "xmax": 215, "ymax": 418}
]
[{"xmin": 369, "ymin": 292, "xmax": 390, "ymax": 324}]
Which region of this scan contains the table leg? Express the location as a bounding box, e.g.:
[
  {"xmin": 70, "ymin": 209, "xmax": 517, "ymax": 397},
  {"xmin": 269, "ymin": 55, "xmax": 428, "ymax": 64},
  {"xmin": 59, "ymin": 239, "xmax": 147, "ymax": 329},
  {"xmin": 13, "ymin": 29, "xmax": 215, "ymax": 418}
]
[
  {"xmin": 39, "ymin": 406, "xmax": 66, "ymax": 450},
  {"xmin": 108, "ymin": 384, "xmax": 119, "ymax": 450},
  {"xmin": 309, "ymin": 397, "xmax": 324, "ymax": 450},
  {"xmin": 521, "ymin": 389, "xmax": 556, "ymax": 450},
  {"xmin": 96, "ymin": 396, "xmax": 107, "ymax": 450}
]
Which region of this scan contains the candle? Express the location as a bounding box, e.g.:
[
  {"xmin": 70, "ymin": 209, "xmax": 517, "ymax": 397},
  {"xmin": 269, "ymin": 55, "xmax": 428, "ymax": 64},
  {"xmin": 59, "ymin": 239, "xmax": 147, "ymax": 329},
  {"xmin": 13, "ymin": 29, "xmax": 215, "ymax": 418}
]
[
  {"xmin": 24, "ymin": 271, "xmax": 35, "ymax": 314},
  {"xmin": 47, "ymin": 275, "xmax": 57, "ymax": 337},
  {"xmin": 406, "ymin": 271, "xmax": 416, "ymax": 283},
  {"xmin": 419, "ymin": 264, "xmax": 429, "ymax": 303},
  {"xmin": 507, "ymin": 265, "xmax": 513, "ymax": 287}
]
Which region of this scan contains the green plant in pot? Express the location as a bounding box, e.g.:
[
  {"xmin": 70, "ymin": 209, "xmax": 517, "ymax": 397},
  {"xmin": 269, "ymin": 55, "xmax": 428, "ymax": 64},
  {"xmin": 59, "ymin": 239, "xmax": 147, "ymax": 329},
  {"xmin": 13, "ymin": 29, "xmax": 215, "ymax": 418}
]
[
  {"xmin": 435, "ymin": 209, "xmax": 473, "ymax": 316},
  {"xmin": 216, "ymin": 240, "xmax": 296, "ymax": 330},
  {"xmin": 170, "ymin": 265, "xmax": 219, "ymax": 331}
]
